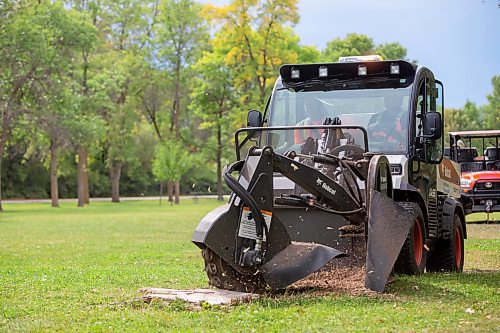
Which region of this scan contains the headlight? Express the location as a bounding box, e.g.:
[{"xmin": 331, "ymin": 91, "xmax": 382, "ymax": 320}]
[
  {"xmin": 460, "ymin": 179, "xmax": 472, "ymax": 188},
  {"xmin": 358, "ymin": 65, "xmax": 367, "ymax": 76},
  {"xmin": 291, "ymin": 68, "xmax": 300, "ymax": 79}
]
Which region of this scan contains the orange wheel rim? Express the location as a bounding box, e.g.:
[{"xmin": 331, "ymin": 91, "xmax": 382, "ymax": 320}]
[
  {"xmin": 413, "ymin": 218, "xmax": 423, "ymax": 265},
  {"xmin": 454, "ymin": 227, "xmax": 462, "ymax": 268}
]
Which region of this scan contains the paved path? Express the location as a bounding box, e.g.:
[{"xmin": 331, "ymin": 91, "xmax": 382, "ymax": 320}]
[{"xmin": 3, "ymin": 195, "xmax": 226, "ymax": 204}]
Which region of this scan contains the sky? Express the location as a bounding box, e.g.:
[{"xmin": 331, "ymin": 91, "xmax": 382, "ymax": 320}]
[{"xmin": 201, "ymin": 0, "xmax": 500, "ymax": 109}]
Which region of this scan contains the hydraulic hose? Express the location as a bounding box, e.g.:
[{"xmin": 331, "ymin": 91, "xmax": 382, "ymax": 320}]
[{"xmin": 222, "ymin": 161, "xmax": 268, "ymax": 242}]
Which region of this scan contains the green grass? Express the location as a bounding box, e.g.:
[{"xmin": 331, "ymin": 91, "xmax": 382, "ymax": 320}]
[
  {"xmin": 466, "ymin": 212, "xmax": 500, "ymax": 223},
  {"xmin": 1, "ymin": 200, "xmax": 499, "ymax": 332}
]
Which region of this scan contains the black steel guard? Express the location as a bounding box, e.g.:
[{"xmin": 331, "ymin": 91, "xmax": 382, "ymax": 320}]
[{"xmin": 234, "ymin": 125, "xmax": 369, "ymax": 160}]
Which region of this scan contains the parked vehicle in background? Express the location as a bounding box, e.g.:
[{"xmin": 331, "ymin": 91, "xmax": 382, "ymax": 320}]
[{"xmin": 447, "ymin": 130, "xmax": 500, "ymax": 221}]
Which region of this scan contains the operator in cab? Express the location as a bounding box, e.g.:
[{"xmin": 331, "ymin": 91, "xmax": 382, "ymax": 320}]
[
  {"xmin": 294, "ymin": 97, "xmax": 328, "ymax": 144},
  {"xmin": 367, "ymin": 94, "xmax": 408, "ymax": 151}
]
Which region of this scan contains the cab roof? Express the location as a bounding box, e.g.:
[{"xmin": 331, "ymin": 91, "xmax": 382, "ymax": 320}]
[
  {"xmin": 279, "ymin": 60, "xmax": 417, "ymax": 88},
  {"xmin": 449, "ymin": 130, "xmax": 500, "ymax": 138}
]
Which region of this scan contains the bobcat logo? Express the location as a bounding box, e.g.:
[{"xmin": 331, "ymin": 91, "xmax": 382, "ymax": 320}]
[{"xmin": 316, "ymin": 177, "xmax": 336, "ymax": 196}]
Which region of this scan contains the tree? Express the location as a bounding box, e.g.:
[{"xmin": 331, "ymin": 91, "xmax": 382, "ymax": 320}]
[
  {"xmin": 154, "ymin": 0, "xmax": 209, "ymax": 138},
  {"xmin": 139, "ymin": 68, "xmax": 171, "ymax": 141},
  {"xmin": 87, "ymin": 55, "xmax": 143, "ymax": 202},
  {"xmin": 209, "ymin": 0, "xmax": 300, "ymax": 111},
  {"xmin": 296, "ymin": 44, "xmax": 321, "ymax": 63},
  {"xmin": 66, "ymin": 0, "xmax": 104, "ymax": 207},
  {"xmin": 322, "ymin": 33, "xmax": 374, "ymax": 62},
  {"xmin": 152, "ymin": 141, "xmax": 195, "ymax": 204},
  {"xmin": 446, "ymin": 76, "xmax": 500, "ymax": 134},
  {"xmin": 322, "ymin": 33, "xmax": 407, "ymax": 62},
  {"xmin": 152, "ymin": 0, "xmax": 209, "ymax": 202},
  {"xmin": 376, "ymin": 42, "xmax": 407, "ymax": 60},
  {"xmin": 93, "ymin": 0, "xmax": 158, "ymax": 202},
  {"xmin": 485, "ymin": 75, "xmax": 500, "ymax": 129},
  {"xmin": 191, "ymin": 51, "xmax": 237, "ymax": 200},
  {"xmin": 0, "ymin": 1, "xmax": 95, "ymax": 211}
]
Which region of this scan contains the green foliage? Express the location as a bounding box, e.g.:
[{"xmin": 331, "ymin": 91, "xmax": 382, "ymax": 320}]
[
  {"xmin": 445, "ymin": 77, "xmax": 499, "ymax": 133},
  {"xmin": 152, "ymin": 0, "xmax": 210, "ymax": 138},
  {"xmin": 152, "ymin": 140, "xmax": 195, "ymax": 182},
  {"xmin": 155, "ymin": 0, "xmax": 209, "ymax": 70},
  {"xmin": 209, "ymin": 0, "xmax": 301, "ymax": 111},
  {"xmin": 376, "ymin": 42, "xmax": 407, "ymax": 60},
  {"xmin": 322, "ymin": 33, "xmax": 407, "ymax": 61},
  {"xmin": 190, "ymin": 50, "xmax": 236, "ymax": 142},
  {"xmin": 485, "ymin": 75, "xmax": 500, "ymax": 129},
  {"xmin": 322, "ymin": 33, "xmax": 374, "ymax": 62},
  {"xmin": 296, "ymin": 44, "xmax": 321, "ymax": 63},
  {"xmin": 0, "ymin": 1, "xmax": 496, "ymax": 203}
]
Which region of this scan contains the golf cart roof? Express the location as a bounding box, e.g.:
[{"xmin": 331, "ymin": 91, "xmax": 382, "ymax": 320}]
[{"xmin": 449, "ymin": 130, "xmax": 500, "ymax": 138}]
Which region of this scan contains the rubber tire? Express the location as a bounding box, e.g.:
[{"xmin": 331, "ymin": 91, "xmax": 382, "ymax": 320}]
[
  {"xmin": 426, "ymin": 214, "xmax": 464, "ymax": 272},
  {"xmin": 394, "ymin": 202, "xmax": 427, "ymax": 275},
  {"xmin": 201, "ymin": 248, "xmax": 267, "ymax": 293}
]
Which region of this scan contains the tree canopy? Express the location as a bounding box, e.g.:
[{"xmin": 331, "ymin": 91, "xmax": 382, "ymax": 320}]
[{"xmin": 0, "ymin": 0, "xmax": 496, "ymax": 210}]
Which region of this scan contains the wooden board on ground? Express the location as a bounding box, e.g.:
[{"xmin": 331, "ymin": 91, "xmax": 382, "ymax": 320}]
[{"xmin": 141, "ymin": 288, "xmax": 259, "ymax": 306}]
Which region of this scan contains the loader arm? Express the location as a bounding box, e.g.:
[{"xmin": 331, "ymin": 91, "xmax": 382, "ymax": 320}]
[{"xmin": 269, "ymin": 150, "xmax": 363, "ymax": 214}]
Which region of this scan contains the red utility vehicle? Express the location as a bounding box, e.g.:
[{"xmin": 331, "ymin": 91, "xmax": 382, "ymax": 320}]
[{"xmin": 447, "ymin": 130, "xmax": 500, "ymax": 221}]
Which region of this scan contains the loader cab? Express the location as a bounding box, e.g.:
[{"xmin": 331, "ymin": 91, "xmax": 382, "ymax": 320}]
[
  {"xmin": 261, "ymin": 58, "xmax": 444, "ymax": 165},
  {"xmin": 249, "ymin": 57, "xmax": 450, "ymax": 218}
]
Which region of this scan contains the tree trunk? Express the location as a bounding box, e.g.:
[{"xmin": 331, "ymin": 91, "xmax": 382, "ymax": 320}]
[
  {"xmin": 81, "ymin": 54, "xmax": 90, "ymax": 205},
  {"xmin": 159, "ymin": 181, "xmax": 163, "ymax": 206},
  {"xmin": 110, "ymin": 161, "xmax": 122, "ymax": 203},
  {"xmin": 0, "ymin": 105, "xmax": 11, "ymax": 213},
  {"xmin": 216, "ymin": 123, "xmax": 223, "ymax": 201},
  {"xmin": 82, "ymin": 149, "xmax": 90, "ymax": 204},
  {"xmin": 50, "ymin": 139, "xmax": 59, "ymax": 208},
  {"xmin": 77, "ymin": 148, "xmax": 86, "ymax": 207},
  {"xmin": 174, "ymin": 180, "xmax": 180, "ymax": 204},
  {"xmin": 0, "ymin": 129, "xmax": 6, "ymax": 212},
  {"xmin": 0, "ymin": 140, "xmax": 4, "ymax": 213},
  {"xmin": 173, "ymin": 59, "xmax": 181, "ymax": 139},
  {"xmin": 167, "ymin": 181, "xmax": 173, "ymax": 202},
  {"xmin": 0, "ymin": 69, "xmax": 33, "ymax": 212}
]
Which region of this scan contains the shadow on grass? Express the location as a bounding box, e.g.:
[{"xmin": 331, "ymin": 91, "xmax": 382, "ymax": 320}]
[
  {"xmin": 126, "ymin": 271, "xmax": 498, "ymax": 313},
  {"xmin": 252, "ymin": 270, "xmax": 500, "ymax": 308},
  {"xmin": 387, "ymin": 270, "xmax": 499, "ymax": 301},
  {"xmin": 467, "ymin": 220, "xmax": 499, "ymax": 224}
]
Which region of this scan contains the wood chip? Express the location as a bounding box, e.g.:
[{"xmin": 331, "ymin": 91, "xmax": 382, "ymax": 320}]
[{"xmin": 289, "ymin": 265, "xmax": 377, "ymax": 296}]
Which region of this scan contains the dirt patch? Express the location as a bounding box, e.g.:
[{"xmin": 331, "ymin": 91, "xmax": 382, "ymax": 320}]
[{"xmin": 288, "ymin": 265, "xmax": 378, "ymax": 297}]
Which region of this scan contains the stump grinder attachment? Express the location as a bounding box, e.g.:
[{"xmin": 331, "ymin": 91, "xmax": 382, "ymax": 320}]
[{"xmin": 193, "ymin": 126, "xmax": 414, "ymax": 292}]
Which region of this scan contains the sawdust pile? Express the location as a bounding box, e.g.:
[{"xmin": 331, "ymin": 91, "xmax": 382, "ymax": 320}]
[{"xmin": 290, "ymin": 265, "xmax": 376, "ymax": 296}]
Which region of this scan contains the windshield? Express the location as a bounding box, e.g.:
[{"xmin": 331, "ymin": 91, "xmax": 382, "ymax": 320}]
[{"xmin": 267, "ymin": 82, "xmax": 412, "ymax": 153}]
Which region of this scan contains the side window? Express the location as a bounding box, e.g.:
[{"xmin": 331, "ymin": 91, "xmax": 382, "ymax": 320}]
[
  {"xmin": 435, "ymin": 82, "xmax": 444, "ymax": 114},
  {"xmin": 415, "ymin": 82, "xmax": 426, "ymax": 138},
  {"xmin": 425, "ymin": 81, "xmax": 443, "ymax": 162}
]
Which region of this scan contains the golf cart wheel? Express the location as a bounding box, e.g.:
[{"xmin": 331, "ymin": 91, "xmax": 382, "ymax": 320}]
[
  {"xmin": 201, "ymin": 247, "xmax": 267, "ymax": 293},
  {"xmin": 426, "ymin": 214, "xmax": 464, "ymax": 272},
  {"xmin": 394, "ymin": 202, "xmax": 427, "ymax": 275}
]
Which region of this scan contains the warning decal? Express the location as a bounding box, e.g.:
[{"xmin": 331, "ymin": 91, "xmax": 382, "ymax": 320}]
[{"xmin": 237, "ymin": 207, "xmax": 272, "ymax": 241}]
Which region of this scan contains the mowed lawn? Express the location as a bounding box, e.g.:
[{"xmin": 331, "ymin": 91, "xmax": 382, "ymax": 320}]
[{"xmin": 0, "ymin": 200, "xmax": 498, "ymax": 332}]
